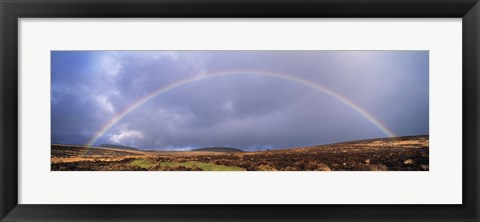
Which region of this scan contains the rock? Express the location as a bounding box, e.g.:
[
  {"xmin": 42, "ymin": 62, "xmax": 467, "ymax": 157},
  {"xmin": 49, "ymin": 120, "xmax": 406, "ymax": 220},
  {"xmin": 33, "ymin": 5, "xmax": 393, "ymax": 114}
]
[{"xmin": 421, "ymin": 164, "xmax": 429, "ymax": 170}]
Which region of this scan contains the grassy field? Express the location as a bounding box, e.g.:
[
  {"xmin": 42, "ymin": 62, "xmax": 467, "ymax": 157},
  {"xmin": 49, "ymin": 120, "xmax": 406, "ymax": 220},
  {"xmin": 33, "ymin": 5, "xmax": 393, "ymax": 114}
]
[
  {"xmin": 128, "ymin": 159, "xmax": 244, "ymax": 171},
  {"xmin": 51, "ymin": 135, "xmax": 429, "ymax": 171}
]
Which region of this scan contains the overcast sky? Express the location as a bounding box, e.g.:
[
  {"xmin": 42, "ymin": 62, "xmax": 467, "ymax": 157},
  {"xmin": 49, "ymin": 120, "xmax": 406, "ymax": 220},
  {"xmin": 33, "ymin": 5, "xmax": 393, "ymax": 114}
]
[{"xmin": 51, "ymin": 51, "xmax": 428, "ymax": 150}]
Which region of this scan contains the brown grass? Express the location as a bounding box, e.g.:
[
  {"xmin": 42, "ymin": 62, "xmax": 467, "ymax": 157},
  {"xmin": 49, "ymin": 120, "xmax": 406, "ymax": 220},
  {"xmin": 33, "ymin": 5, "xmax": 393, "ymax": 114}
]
[{"xmin": 51, "ymin": 135, "xmax": 429, "ymax": 171}]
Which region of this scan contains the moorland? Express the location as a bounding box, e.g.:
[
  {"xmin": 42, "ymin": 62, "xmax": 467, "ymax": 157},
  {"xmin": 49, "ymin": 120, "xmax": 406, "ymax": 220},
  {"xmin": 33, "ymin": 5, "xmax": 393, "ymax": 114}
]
[{"xmin": 51, "ymin": 135, "xmax": 428, "ymax": 171}]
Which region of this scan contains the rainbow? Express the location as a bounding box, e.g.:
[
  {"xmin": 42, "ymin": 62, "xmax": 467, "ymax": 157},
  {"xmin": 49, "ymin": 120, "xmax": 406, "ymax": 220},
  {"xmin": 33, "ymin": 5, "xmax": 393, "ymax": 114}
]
[{"xmin": 87, "ymin": 70, "xmax": 395, "ymax": 147}]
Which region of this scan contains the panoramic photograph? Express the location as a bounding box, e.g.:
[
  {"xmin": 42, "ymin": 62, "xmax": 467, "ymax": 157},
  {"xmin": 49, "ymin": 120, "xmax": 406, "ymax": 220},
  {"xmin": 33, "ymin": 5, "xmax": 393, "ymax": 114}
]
[{"xmin": 51, "ymin": 51, "xmax": 429, "ymax": 171}]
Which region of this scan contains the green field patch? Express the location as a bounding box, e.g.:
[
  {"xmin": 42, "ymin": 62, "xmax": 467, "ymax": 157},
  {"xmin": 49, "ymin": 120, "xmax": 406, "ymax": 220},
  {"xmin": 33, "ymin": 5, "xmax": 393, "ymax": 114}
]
[
  {"xmin": 160, "ymin": 161, "xmax": 245, "ymax": 171},
  {"xmin": 128, "ymin": 158, "xmax": 155, "ymax": 169}
]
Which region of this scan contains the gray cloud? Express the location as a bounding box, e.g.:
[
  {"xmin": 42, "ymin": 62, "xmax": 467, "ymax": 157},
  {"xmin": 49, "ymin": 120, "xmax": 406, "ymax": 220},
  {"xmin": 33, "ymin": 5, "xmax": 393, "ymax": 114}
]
[{"xmin": 51, "ymin": 51, "xmax": 429, "ymax": 150}]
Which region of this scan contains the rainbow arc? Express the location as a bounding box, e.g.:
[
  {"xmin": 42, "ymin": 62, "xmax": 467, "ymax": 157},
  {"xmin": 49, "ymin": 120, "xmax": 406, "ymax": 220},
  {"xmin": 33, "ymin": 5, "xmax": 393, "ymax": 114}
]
[{"xmin": 87, "ymin": 70, "xmax": 395, "ymax": 147}]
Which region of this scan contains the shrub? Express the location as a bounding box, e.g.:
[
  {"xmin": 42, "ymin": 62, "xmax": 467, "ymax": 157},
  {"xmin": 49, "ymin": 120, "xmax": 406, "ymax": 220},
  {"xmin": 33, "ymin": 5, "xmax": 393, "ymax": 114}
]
[
  {"xmin": 255, "ymin": 164, "xmax": 278, "ymax": 171},
  {"xmin": 283, "ymin": 166, "xmax": 300, "ymax": 171},
  {"xmin": 368, "ymin": 164, "xmax": 389, "ymax": 171}
]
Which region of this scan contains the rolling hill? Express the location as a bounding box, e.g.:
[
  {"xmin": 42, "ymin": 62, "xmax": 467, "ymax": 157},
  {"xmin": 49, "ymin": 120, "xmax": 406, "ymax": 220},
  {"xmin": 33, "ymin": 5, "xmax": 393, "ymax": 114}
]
[
  {"xmin": 100, "ymin": 144, "xmax": 139, "ymax": 151},
  {"xmin": 191, "ymin": 147, "xmax": 243, "ymax": 152}
]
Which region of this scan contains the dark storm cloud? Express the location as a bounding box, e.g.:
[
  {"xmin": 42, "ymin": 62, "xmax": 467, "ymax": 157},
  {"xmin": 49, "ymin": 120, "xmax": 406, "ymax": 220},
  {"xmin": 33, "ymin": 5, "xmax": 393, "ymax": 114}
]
[{"xmin": 51, "ymin": 51, "xmax": 429, "ymax": 150}]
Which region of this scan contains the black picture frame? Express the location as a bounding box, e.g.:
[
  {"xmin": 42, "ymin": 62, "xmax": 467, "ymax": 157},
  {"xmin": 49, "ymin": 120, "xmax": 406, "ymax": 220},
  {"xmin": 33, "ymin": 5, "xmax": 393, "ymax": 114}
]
[{"xmin": 1, "ymin": 0, "xmax": 479, "ymax": 221}]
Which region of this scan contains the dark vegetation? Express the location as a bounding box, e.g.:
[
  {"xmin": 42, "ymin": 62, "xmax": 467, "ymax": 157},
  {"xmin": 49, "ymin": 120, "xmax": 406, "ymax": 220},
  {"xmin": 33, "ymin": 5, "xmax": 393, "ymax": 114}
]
[{"xmin": 51, "ymin": 135, "xmax": 429, "ymax": 171}]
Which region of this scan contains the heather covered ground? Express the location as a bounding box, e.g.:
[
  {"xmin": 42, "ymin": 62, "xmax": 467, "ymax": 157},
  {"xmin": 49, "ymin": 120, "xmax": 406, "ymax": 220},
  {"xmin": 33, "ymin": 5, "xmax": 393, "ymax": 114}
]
[{"xmin": 51, "ymin": 135, "xmax": 428, "ymax": 171}]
